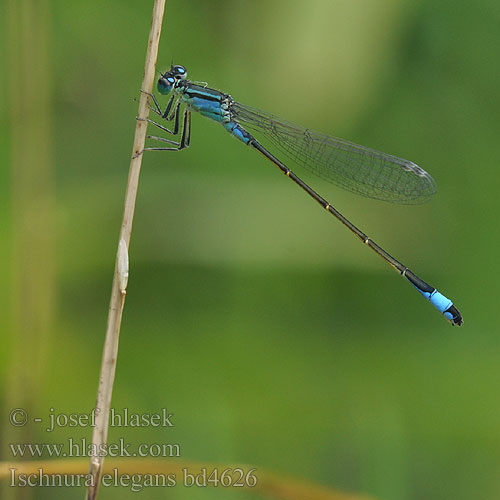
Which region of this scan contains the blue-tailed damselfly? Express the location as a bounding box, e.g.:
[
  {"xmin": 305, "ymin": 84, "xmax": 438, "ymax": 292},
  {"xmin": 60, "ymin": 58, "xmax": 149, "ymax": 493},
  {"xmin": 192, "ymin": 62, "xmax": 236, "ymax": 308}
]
[{"xmin": 139, "ymin": 64, "xmax": 463, "ymax": 326}]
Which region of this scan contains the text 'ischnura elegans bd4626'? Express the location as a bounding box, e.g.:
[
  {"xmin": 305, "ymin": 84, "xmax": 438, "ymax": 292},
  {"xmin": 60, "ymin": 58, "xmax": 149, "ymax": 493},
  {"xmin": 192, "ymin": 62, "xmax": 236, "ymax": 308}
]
[{"xmin": 139, "ymin": 64, "xmax": 463, "ymax": 326}]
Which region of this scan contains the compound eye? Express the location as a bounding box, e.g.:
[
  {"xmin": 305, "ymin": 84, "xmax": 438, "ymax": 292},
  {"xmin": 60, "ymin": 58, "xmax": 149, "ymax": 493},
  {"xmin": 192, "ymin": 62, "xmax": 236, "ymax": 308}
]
[
  {"xmin": 157, "ymin": 75, "xmax": 175, "ymax": 95},
  {"xmin": 172, "ymin": 65, "xmax": 187, "ymax": 79}
]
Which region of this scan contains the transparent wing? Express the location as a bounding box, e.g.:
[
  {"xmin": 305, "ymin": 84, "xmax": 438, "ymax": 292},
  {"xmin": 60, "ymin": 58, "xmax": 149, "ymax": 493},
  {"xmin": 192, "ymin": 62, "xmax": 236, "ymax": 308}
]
[{"xmin": 231, "ymin": 101, "xmax": 437, "ymax": 204}]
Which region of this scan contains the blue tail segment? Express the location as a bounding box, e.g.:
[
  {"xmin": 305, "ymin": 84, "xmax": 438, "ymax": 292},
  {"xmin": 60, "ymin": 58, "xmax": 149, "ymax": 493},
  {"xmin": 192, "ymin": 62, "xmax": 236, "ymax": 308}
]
[{"xmin": 405, "ymin": 271, "xmax": 463, "ymax": 326}]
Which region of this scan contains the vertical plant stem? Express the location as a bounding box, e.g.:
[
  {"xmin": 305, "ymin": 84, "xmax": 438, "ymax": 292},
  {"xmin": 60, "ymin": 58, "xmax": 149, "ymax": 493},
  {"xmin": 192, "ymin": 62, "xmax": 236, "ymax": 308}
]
[{"xmin": 85, "ymin": 1, "xmax": 166, "ymax": 498}]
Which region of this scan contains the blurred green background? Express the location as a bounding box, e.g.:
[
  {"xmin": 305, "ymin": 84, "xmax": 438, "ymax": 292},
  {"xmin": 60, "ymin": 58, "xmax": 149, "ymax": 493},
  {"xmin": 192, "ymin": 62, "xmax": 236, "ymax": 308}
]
[{"xmin": 2, "ymin": 0, "xmax": 500, "ymax": 499}]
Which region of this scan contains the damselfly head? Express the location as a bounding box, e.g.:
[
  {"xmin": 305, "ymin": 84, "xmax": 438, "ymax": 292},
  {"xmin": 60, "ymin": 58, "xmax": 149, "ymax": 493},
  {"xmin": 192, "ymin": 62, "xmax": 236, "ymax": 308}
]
[{"xmin": 157, "ymin": 65, "xmax": 188, "ymax": 95}]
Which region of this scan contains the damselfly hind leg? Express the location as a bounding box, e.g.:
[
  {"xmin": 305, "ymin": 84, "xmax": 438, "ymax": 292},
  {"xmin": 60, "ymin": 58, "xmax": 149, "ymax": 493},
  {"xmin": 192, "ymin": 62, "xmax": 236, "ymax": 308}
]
[
  {"xmin": 144, "ymin": 109, "xmax": 191, "ymax": 152},
  {"xmin": 133, "ymin": 88, "xmax": 191, "ymax": 155}
]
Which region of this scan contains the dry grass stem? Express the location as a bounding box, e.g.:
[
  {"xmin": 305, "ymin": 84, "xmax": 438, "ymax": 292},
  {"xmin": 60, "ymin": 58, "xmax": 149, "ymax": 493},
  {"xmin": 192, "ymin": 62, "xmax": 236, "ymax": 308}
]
[{"xmin": 85, "ymin": 1, "xmax": 167, "ymax": 498}]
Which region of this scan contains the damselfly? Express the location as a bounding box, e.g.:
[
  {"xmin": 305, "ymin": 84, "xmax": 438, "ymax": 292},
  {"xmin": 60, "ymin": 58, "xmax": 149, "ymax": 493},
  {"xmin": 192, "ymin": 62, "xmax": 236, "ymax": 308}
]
[{"xmin": 140, "ymin": 64, "xmax": 463, "ymax": 326}]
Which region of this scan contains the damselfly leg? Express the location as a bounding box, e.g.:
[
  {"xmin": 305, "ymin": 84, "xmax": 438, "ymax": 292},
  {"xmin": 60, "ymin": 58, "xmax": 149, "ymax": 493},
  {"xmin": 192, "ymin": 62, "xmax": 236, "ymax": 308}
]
[{"xmin": 138, "ymin": 90, "xmax": 192, "ymax": 151}]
